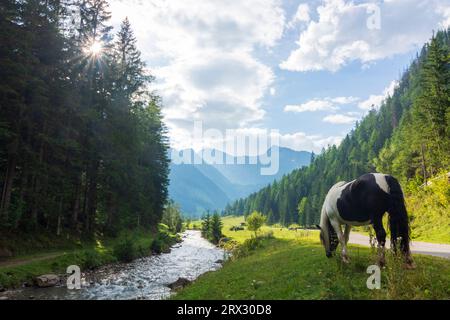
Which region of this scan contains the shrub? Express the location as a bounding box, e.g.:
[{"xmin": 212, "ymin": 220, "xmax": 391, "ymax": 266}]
[
  {"xmin": 151, "ymin": 238, "xmax": 165, "ymax": 254},
  {"xmin": 82, "ymin": 250, "xmax": 103, "ymax": 269},
  {"xmin": 232, "ymin": 237, "xmax": 265, "ymax": 260},
  {"xmin": 113, "ymin": 237, "xmax": 137, "ymax": 263},
  {"xmin": 247, "ymin": 212, "xmax": 267, "ymax": 237},
  {"xmin": 151, "ymin": 230, "xmax": 177, "ymax": 254}
]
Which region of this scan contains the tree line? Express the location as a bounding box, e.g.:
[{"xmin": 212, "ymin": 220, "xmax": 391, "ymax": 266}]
[
  {"xmin": 224, "ymin": 29, "xmax": 450, "ymax": 227},
  {"xmin": 0, "ymin": 0, "xmax": 170, "ymax": 237},
  {"xmin": 201, "ymin": 213, "xmax": 223, "ymax": 244}
]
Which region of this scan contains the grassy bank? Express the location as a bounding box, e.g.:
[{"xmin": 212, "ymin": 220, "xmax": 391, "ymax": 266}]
[
  {"xmin": 176, "ymin": 217, "xmax": 450, "ymax": 300},
  {"xmin": 0, "ymin": 225, "xmax": 180, "ymax": 290},
  {"xmin": 406, "ymin": 175, "xmax": 450, "ymax": 244}
]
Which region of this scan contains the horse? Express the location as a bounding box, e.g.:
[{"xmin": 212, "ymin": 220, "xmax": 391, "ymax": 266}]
[{"xmin": 317, "ymin": 173, "xmax": 415, "ymax": 269}]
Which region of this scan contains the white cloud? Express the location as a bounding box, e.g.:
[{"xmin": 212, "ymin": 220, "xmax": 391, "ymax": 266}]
[
  {"xmin": 281, "ymin": 0, "xmax": 450, "ymax": 72},
  {"xmin": 285, "ymin": 95, "xmax": 359, "ymax": 113},
  {"xmin": 285, "ymin": 100, "xmax": 336, "ymax": 113},
  {"xmin": 110, "ymin": 0, "xmax": 285, "ymax": 149},
  {"xmin": 277, "ymin": 132, "xmax": 344, "ymax": 153},
  {"xmin": 270, "ymin": 88, "xmax": 277, "ymax": 96},
  {"xmin": 288, "ymin": 3, "xmax": 310, "ymax": 28},
  {"xmin": 359, "ymin": 80, "xmax": 399, "ymax": 110},
  {"xmin": 323, "ymin": 114, "xmax": 358, "ymax": 124},
  {"xmin": 170, "ymin": 126, "xmax": 343, "ymax": 155},
  {"xmin": 330, "ymin": 96, "xmax": 360, "ymax": 104}
]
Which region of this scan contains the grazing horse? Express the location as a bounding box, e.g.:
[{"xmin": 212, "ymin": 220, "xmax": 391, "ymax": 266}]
[{"xmin": 317, "ymin": 173, "xmax": 415, "ymax": 269}]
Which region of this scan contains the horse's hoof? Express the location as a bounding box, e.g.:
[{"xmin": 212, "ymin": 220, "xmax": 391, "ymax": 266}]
[
  {"xmin": 404, "ymin": 262, "xmax": 416, "ymax": 270},
  {"xmin": 342, "ymin": 257, "xmax": 350, "ymax": 264}
]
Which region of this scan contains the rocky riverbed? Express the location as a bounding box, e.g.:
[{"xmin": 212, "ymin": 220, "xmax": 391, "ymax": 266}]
[{"xmin": 1, "ymin": 230, "xmax": 226, "ymax": 300}]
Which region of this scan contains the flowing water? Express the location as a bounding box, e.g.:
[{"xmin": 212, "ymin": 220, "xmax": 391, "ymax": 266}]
[{"xmin": 4, "ymin": 230, "xmax": 225, "ymax": 300}]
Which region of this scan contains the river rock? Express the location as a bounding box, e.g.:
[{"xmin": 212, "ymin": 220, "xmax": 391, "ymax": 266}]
[
  {"xmin": 35, "ymin": 274, "xmax": 61, "ymax": 288},
  {"xmin": 215, "ymin": 259, "xmax": 224, "ymax": 264},
  {"xmin": 0, "ymin": 296, "xmax": 8, "ymax": 301},
  {"xmin": 168, "ymin": 278, "xmax": 191, "ymax": 291}
]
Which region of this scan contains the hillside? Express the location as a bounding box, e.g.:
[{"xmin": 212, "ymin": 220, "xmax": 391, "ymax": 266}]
[
  {"xmin": 224, "ymin": 29, "xmax": 450, "ymax": 232},
  {"xmin": 169, "ymin": 148, "xmax": 311, "ymax": 217},
  {"xmin": 168, "ymin": 164, "xmax": 231, "ymax": 217}
]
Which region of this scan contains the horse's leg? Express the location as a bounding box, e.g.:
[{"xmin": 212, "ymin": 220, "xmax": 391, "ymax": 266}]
[
  {"xmin": 332, "ymin": 221, "xmax": 350, "ymax": 264},
  {"xmin": 344, "ymin": 225, "xmax": 352, "ymax": 245},
  {"xmin": 373, "ymin": 216, "xmax": 387, "ymax": 267}
]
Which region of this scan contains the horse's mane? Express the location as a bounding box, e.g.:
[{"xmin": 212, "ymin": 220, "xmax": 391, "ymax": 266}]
[{"xmin": 333, "ymin": 181, "xmax": 348, "ymax": 189}]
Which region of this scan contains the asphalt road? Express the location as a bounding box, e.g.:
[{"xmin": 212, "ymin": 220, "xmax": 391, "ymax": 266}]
[{"xmin": 349, "ymin": 233, "xmax": 450, "ymax": 259}]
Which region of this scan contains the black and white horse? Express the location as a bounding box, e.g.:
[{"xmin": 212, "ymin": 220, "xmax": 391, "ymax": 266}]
[{"xmin": 317, "ymin": 173, "xmax": 415, "ymax": 268}]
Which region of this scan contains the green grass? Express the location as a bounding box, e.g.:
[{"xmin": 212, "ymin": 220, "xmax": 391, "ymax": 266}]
[{"xmin": 177, "ymin": 217, "xmax": 450, "ymax": 300}]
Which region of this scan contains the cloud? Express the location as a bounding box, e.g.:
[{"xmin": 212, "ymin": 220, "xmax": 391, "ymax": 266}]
[
  {"xmin": 280, "ymin": 0, "xmax": 450, "ymax": 72},
  {"xmin": 277, "ymin": 132, "xmax": 344, "ymax": 153},
  {"xmin": 109, "ymin": 0, "xmax": 285, "ymax": 148},
  {"xmin": 288, "ymin": 3, "xmax": 310, "ymax": 28},
  {"xmin": 285, "ymin": 100, "xmax": 335, "ymax": 113},
  {"xmin": 359, "ymin": 80, "xmax": 399, "ymax": 110},
  {"xmin": 323, "ymin": 114, "xmax": 358, "ymax": 124},
  {"xmin": 284, "ymin": 96, "xmax": 359, "ymax": 113},
  {"xmin": 169, "ymin": 126, "xmax": 344, "ymax": 155},
  {"xmin": 330, "ymin": 96, "xmax": 360, "ymax": 104}
]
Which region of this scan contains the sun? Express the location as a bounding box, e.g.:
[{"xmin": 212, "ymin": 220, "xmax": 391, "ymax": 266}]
[{"xmin": 86, "ymin": 41, "xmax": 103, "ymax": 56}]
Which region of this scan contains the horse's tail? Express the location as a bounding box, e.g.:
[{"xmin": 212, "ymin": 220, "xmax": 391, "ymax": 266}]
[{"xmin": 386, "ymin": 175, "xmax": 411, "ymax": 255}]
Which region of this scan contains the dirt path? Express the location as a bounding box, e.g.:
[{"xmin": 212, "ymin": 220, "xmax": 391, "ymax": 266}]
[
  {"xmin": 0, "ymin": 252, "xmax": 66, "ymax": 268},
  {"xmin": 349, "ymin": 233, "xmax": 450, "ymax": 259}
]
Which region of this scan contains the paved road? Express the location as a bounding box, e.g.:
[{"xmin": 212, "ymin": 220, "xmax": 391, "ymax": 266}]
[{"xmin": 349, "ymin": 233, "xmax": 450, "ymax": 259}]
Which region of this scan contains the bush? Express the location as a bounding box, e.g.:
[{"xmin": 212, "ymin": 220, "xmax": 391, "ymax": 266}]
[
  {"xmin": 113, "ymin": 237, "xmax": 137, "ymax": 263},
  {"xmin": 82, "ymin": 250, "xmax": 103, "ymax": 269},
  {"xmin": 247, "ymin": 212, "xmax": 267, "ymax": 237},
  {"xmin": 151, "ymin": 228, "xmax": 178, "ymax": 254},
  {"xmin": 151, "ymin": 238, "xmax": 166, "ymax": 254},
  {"xmin": 232, "ymin": 237, "xmax": 264, "ymax": 260}
]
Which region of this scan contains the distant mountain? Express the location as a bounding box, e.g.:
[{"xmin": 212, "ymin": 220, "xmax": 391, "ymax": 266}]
[
  {"xmin": 211, "ymin": 147, "xmax": 312, "ymax": 188},
  {"xmin": 168, "ymin": 148, "xmax": 312, "ymax": 217},
  {"xmin": 168, "ymin": 164, "xmax": 231, "ymax": 218}
]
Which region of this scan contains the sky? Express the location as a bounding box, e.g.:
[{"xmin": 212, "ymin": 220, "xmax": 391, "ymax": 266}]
[{"xmin": 109, "ymin": 0, "xmax": 450, "ymax": 154}]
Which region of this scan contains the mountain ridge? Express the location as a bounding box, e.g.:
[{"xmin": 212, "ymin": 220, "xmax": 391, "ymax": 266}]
[{"xmin": 169, "ymin": 147, "xmax": 312, "ymax": 217}]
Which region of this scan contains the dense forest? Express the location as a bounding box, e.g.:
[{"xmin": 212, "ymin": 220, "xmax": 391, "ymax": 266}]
[
  {"xmin": 224, "ymin": 29, "xmax": 450, "ymax": 227},
  {"xmin": 0, "ymin": 0, "xmax": 170, "ymax": 237}
]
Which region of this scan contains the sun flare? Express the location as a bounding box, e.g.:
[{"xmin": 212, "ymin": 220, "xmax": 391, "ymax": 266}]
[{"xmin": 87, "ymin": 41, "xmax": 103, "ymax": 56}]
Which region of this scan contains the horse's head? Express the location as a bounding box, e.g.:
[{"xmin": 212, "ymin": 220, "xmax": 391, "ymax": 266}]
[{"xmin": 316, "ymin": 218, "xmax": 338, "ymax": 258}]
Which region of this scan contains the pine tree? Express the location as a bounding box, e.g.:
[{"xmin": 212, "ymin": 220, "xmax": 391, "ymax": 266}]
[
  {"xmin": 0, "ymin": 1, "xmax": 170, "ymax": 239},
  {"xmin": 201, "ymin": 213, "xmax": 212, "ymax": 238},
  {"xmin": 210, "ymin": 213, "xmax": 223, "ymax": 244}
]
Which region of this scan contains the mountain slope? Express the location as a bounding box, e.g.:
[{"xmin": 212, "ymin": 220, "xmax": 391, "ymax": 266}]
[
  {"xmin": 212, "ymin": 148, "xmax": 312, "ymax": 188},
  {"xmin": 168, "ymin": 164, "xmax": 230, "ymax": 217},
  {"xmin": 169, "ymin": 148, "xmax": 311, "ymax": 217},
  {"xmin": 224, "ymin": 29, "xmax": 450, "ymax": 229}
]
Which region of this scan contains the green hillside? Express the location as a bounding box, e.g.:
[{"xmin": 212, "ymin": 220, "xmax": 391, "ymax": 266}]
[{"xmin": 224, "ymin": 30, "xmax": 450, "ymax": 238}]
